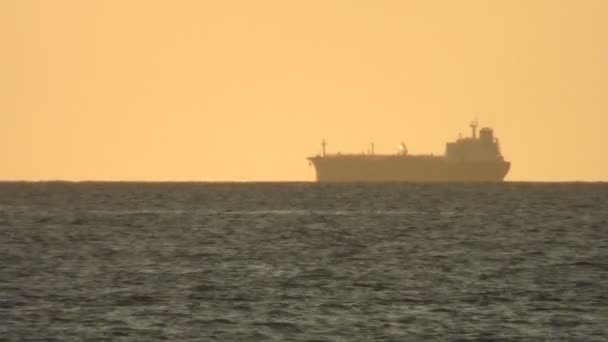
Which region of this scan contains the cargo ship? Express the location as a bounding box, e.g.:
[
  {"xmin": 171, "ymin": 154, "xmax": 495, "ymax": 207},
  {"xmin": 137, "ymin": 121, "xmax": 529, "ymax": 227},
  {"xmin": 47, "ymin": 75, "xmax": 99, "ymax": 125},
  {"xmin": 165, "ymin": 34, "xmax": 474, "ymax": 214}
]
[{"xmin": 308, "ymin": 121, "xmax": 510, "ymax": 182}]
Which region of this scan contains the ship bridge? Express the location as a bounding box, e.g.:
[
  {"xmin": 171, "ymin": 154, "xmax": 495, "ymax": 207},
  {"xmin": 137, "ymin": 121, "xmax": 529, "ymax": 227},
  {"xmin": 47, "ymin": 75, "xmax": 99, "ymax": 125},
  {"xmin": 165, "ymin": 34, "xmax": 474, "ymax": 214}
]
[{"xmin": 445, "ymin": 120, "xmax": 504, "ymax": 162}]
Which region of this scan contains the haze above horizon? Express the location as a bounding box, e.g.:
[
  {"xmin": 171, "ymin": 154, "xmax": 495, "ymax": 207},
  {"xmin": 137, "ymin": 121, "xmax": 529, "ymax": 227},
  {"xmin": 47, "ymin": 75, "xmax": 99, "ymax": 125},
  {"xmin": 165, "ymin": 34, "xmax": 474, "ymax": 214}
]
[{"xmin": 2, "ymin": 1, "xmax": 607, "ymax": 181}]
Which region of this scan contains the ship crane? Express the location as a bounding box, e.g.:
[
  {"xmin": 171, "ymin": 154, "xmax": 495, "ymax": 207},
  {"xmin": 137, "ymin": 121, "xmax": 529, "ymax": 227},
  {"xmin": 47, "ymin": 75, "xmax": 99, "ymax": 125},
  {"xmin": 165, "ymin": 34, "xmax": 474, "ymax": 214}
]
[{"xmin": 399, "ymin": 142, "xmax": 408, "ymax": 155}]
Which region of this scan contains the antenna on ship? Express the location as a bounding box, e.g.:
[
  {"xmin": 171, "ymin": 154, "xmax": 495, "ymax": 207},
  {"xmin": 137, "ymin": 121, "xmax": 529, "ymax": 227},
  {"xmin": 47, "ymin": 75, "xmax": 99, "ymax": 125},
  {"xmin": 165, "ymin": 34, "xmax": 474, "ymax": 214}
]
[
  {"xmin": 321, "ymin": 139, "xmax": 327, "ymax": 157},
  {"xmin": 470, "ymin": 118, "xmax": 479, "ymax": 139}
]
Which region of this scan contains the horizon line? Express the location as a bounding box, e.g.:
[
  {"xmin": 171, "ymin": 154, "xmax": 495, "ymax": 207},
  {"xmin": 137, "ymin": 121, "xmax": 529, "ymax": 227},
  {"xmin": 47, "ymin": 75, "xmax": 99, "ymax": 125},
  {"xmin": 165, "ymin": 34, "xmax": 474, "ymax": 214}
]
[{"xmin": 0, "ymin": 179, "xmax": 606, "ymax": 184}]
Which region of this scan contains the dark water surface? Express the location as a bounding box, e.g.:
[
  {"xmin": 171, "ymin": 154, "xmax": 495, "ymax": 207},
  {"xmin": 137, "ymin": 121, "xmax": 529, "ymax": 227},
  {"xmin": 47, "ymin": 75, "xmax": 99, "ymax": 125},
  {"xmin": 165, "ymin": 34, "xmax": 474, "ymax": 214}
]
[{"xmin": 1, "ymin": 182, "xmax": 607, "ymax": 341}]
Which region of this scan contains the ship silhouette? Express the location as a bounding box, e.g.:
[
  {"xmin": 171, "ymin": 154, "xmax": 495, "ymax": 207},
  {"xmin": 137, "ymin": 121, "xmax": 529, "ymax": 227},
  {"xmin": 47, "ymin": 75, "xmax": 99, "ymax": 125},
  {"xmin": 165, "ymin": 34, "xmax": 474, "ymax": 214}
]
[{"xmin": 308, "ymin": 120, "xmax": 510, "ymax": 182}]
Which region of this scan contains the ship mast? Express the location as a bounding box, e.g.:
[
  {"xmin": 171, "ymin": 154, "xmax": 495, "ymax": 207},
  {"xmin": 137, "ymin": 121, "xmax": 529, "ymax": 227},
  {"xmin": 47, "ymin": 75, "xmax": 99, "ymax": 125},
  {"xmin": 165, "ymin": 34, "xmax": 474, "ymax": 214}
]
[
  {"xmin": 470, "ymin": 119, "xmax": 478, "ymax": 139},
  {"xmin": 321, "ymin": 139, "xmax": 327, "ymax": 157}
]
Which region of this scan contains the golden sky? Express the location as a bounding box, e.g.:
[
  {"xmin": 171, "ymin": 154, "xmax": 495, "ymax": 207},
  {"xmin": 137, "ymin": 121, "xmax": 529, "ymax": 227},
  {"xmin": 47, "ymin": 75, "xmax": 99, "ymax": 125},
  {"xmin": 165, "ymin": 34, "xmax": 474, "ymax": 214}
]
[{"xmin": 1, "ymin": 0, "xmax": 607, "ymax": 181}]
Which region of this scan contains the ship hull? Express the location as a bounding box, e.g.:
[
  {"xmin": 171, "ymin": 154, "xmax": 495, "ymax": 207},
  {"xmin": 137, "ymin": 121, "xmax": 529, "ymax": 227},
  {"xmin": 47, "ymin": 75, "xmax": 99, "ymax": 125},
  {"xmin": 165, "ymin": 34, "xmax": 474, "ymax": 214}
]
[{"xmin": 308, "ymin": 156, "xmax": 510, "ymax": 182}]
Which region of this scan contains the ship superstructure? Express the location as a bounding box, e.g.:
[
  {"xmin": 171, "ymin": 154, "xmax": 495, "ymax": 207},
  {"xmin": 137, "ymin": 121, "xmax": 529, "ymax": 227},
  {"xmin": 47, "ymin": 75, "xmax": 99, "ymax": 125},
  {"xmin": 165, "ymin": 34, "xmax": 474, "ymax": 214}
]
[{"xmin": 308, "ymin": 121, "xmax": 510, "ymax": 182}]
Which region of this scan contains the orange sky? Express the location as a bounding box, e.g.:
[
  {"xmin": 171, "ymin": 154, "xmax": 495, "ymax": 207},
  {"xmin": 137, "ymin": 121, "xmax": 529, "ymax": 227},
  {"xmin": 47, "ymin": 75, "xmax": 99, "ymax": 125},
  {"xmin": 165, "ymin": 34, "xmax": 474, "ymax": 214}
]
[{"xmin": 1, "ymin": 0, "xmax": 607, "ymax": 181}]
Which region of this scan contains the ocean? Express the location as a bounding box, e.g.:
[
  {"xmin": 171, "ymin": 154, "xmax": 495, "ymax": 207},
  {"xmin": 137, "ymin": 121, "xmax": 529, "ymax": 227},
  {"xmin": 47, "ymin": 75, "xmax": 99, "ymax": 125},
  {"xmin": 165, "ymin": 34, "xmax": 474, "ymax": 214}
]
[{"xmin": 1, "ymin": 182, "xmax": 607, "ymax": 341}]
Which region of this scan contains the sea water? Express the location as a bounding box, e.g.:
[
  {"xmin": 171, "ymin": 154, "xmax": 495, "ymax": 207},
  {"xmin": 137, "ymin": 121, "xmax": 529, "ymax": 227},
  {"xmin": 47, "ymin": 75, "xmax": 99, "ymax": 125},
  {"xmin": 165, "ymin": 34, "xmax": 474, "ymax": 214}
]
[{"xmin": 1, "ymin": 182, "xmax": 607, "ymax": 341}]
